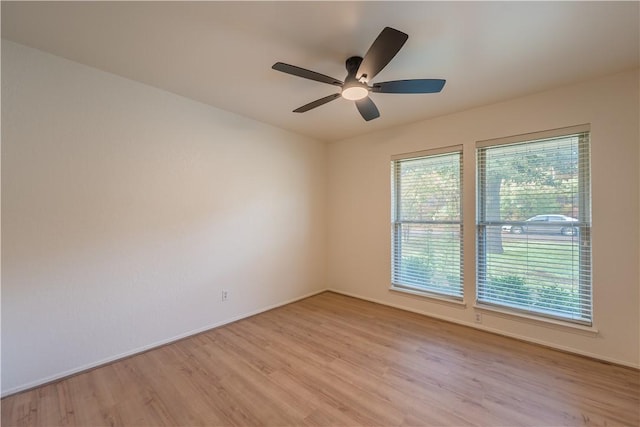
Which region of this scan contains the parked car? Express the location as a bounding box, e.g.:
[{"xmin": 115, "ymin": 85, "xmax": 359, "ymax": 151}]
[{"xmin": 505, "ymin": 215, "xmax": 579, "ymax": 236}]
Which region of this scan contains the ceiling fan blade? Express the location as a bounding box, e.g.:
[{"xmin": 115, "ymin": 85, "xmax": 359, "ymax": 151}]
[
  {"xmin": 293, "ymin": 93, "xmax": 341, "ymax": 113},
  {"xmin": 372, "ymin": 79, "xmax": 446, "ymax": 94},
  {"xmin": 355, "ymin": 97, "xmax": 380, "ymax": 121},
  {"xmin": 356, "ymin": 27, "xmax": 408, "ymax": 82},
  {"xmin": 273, "ymin": 62, "xmax": 343, "ymax": 86}
]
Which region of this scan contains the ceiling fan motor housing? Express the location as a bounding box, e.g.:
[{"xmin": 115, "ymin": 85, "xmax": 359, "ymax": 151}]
[
  {"xmin": 345, "ymin": 56, "xmax": 364, "ymax": 79},
  {"xmin": 341, "ymin": 56, "xmax": 369, "ymax": 100}
]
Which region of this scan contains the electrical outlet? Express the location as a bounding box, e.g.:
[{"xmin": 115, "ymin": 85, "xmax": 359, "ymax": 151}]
[
  {"xmin": 474, "ymin": 312, "xmax": 482, "ymax": 323},
  {"xmin": 222, "ymin": 290, "xmax": 228, "ymax": 302}
]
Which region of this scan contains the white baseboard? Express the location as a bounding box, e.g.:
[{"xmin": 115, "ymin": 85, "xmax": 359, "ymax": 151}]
[
  {"xmin": 1, "ymin": 288, "xmax": 328, "ymax": 398},
  {"xmin": 326, "ymin": 288, "xmax": 640, "ymax": 370},
  {"xmin": 5, "ymin": 286, "xmax": 636, "ymax": 397}
]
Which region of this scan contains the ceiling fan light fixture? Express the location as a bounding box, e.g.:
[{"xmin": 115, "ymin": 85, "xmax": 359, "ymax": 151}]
[{"xmin": 341, "ymin": 84, "xmax": 369, "ymax": 101}]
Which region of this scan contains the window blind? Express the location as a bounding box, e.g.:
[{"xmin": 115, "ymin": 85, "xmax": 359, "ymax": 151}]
[
  {"xmin": 391, "ymin": 150, "xmax": 463, "ymax": 299},
  {"xmin": 477, "ymin": 129, "xmax": 591, "ymax": 324}
]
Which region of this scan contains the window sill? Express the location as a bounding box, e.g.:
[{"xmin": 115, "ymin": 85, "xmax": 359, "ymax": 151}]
[
  {"xmin": 474, "ymin": 303, "xmax": 599, "ymax": 336},
  {"xmin": 390, "ymin": 285, "xmax": 467, "ymax": 308}
]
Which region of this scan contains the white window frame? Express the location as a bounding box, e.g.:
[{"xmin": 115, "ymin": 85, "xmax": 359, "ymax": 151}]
[
  {"xmin": 475, "ymin": 124, "xmax": 592, "ymax": 325},
  {"xmin": 391, "ymin": 146, "xmax": 464, "ymax": 301}
]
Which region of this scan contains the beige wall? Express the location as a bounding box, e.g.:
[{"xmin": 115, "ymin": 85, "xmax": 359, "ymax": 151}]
[
  {"xmin": 327, "ymin": 68, "xmax": 640, "ymax": 368},
  {"xmin": 1, "ymin": 41, "xmax": 327, "ymax": 395}
]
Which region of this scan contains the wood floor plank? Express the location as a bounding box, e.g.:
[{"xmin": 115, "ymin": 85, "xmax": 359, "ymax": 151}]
[{"xmin": 2, "ymin": 291, "xmax": 639, "ymax": 426}]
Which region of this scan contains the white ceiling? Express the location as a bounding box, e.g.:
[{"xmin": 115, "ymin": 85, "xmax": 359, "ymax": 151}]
[{"xmin": 2, "ymin": 1, "xmax": 639, "ymax": 142}]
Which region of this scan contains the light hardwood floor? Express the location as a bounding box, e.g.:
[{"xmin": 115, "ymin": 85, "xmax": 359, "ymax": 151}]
[{"xmin": 2, "ymin": 292, "xmax": 639, "ymax": 426}]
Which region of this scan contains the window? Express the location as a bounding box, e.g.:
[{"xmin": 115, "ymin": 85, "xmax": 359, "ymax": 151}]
[
  {"xmin": 476, "ymin": 125, "xmax": 592, "ymax": 324},
  {"xmin": 391, "ymin": 148, "xmax": 463, "ymax": 299}
]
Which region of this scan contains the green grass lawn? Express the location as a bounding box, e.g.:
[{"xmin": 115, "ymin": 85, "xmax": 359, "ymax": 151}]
[
  {"xmin": 488, "ymin": 236, "xmax": 580, "ymax": 288},
  {"xmin": 398, "ymin": 231, "xmax": 585, "ymax": 318}
]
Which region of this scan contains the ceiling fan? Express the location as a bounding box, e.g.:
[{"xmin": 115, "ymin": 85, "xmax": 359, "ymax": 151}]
[{"xmin": 272, "ymin": 27, "xmax": 446, "ymax": 122}]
